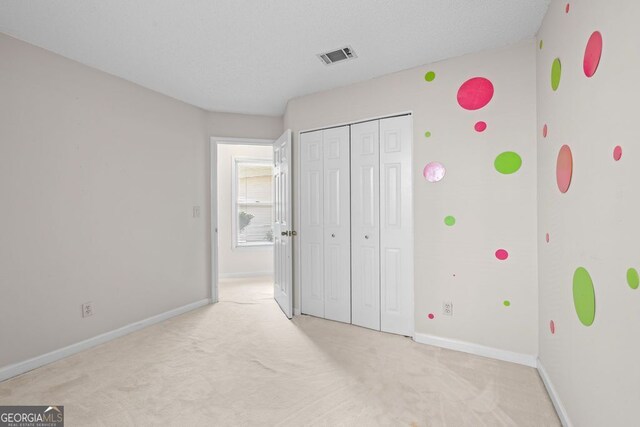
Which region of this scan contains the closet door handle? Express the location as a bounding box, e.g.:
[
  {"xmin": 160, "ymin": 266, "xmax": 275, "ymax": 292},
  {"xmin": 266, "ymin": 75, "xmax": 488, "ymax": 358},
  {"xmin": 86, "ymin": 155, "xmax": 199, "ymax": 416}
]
[
  {"xmin": 364, "ymin": 235, "xmax": 369, "ymax": 239},
  {"xmin": 331, "ymin": 233, "xmax": 335, "ymax": 238}
]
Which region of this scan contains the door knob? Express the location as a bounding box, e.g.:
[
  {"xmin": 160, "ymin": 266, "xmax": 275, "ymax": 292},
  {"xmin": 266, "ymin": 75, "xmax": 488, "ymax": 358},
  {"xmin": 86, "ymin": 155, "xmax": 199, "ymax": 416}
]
[
  {"xmin": 281, "ymin": 231, "xmax": 288, "ymax": 236},
  {"xmin": 331, "ymin": 233, "xmax": 335, "ymax": 238},
  {"xmin": 364, "ymin": 235, "xmax": 369, "ymax": 239}
]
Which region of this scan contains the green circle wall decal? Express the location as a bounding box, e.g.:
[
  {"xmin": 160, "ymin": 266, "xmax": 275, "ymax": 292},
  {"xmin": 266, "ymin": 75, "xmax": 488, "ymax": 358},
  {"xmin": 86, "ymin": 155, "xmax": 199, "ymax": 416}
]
[
  {"xmin": 551, "ymin": 58, "xmax": 562, "ymax": 91},
  {"xmin": 627, "ymin": 268, "xmax": 639, "ymax": 289},
  {"xmin": 494, "ymin": 152, "xmax": 522, "ymax": 174},
  {"xmin": 573, "ymin": 267, "xmax": 596, "ymax": 326},
  {"xmin": 424, "ymin": 71, "xmax": 436, "ymax": 82},
  {"xmin": 503, "ymin": 300, "xmax": 511, "ymax": 307},
  {"xmin": 444, "ymin": 216, "xmax": 456, "ymax": 226},
  {"xmin": 424, "ymin": 131, "xmax": 432, "ymax": 138}
]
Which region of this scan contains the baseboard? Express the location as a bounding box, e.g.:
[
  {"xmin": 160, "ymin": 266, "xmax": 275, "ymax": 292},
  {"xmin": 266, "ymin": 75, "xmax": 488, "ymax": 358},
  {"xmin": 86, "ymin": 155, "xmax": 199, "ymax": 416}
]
[
  {"xmin": 219, "ymin": 271, "xmax": 273, "ymax": 279},
  {"xmin": 413, "ymin": 333, "xmax": 537, "ymax": 367},
  {"xmin": 0, "ymin": 298, "xmax": 210, "ymax": 383},
  {"xmin": 537, "ymin": 358, "xmax": 572, "ymax": 427}
]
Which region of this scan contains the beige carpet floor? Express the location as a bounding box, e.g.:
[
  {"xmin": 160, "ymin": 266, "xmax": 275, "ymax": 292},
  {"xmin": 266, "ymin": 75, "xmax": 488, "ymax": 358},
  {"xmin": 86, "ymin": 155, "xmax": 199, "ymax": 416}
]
[{"xmin": 0, "ymin": 277, "xmax": 560, "ymax": 426}]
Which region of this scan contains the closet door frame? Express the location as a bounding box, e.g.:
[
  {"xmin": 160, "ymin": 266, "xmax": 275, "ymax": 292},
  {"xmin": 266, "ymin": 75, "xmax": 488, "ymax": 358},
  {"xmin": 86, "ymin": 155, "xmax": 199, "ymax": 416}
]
[{"xmin": 295, "ymin": 112, "xmax": 414, "ymax": 338}]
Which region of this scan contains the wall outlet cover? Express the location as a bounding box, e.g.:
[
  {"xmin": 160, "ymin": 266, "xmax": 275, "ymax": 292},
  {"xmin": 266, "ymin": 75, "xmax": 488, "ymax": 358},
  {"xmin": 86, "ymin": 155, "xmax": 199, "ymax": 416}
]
[
  {"xmin": 443, "ymin": 301, "xmax": 453, "ymax": 316},
  {"xmin": 82, "ymin": 302, "xmax": 94, "ymax": 318}
]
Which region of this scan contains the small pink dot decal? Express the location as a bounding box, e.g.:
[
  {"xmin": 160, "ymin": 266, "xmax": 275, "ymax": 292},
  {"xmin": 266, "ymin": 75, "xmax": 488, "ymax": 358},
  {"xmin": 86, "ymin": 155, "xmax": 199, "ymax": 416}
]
[
  {"xmin": 428, "ymin": 313, "xmax": 435, "ymax": 319},
  {"xmin": 550, "ymin": 320, "xmax": 556, "ymax": 334},
  {"xmin": 613, "ymin": 146, "xmax": 622, "ymax": 161},
  {"xmin": 495, "ymin": 249, "xmax": 509, "ymax": 260},
  {"xmin": 556, "ymin": 145, "xmax": 573, "ymax": 193},
  {"xmin": 583, "ymin": 31, "xmax": 603, "ymax": 77},
  {"xmin": 546, "ymin": 233, "xmax": 550, "ymax": 243},
  {"xmin": 543, "ymin": 124, "xmax": 548, "ymax": 138},
  {"xmin": 565, "ymin": 3, "xmax": 570, "ymax": 13},
  {"xmin": 474, "ymin": 121, "xmax": 487, "ymax": 132},
  {"xmin": 423, "ymin": 162, "xmax": 446, "ymax": 182},
  {"xmin": 457, "ymin": 77, "xmax": 494, "ymax": 110}
]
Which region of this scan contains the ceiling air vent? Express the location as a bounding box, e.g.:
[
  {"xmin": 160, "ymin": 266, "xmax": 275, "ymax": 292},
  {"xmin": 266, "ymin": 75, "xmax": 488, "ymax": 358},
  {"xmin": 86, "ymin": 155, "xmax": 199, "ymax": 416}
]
[{"xmin": 318, "ymin": 46, "xmax": 357, "ymax": 65}]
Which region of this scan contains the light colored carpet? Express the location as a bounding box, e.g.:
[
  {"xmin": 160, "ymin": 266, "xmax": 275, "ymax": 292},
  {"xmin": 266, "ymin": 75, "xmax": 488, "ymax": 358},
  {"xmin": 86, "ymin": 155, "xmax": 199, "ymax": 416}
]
[{"xmin": 0, "ymin": 277, "xmax": 559, "ymax": 426}]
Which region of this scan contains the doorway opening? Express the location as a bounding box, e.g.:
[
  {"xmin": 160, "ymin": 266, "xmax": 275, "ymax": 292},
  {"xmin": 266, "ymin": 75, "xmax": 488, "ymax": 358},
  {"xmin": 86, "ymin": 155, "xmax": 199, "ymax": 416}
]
[
  {"xmin": 211, "ymin": 138, "xmax": 275, "ymax": 304},
  {"xmin": 210, "ymin": 131, "xmax": 293, "ymax": 318}
]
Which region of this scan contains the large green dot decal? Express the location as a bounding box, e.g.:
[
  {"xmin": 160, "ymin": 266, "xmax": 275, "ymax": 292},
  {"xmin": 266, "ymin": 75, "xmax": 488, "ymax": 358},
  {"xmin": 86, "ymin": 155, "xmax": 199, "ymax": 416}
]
[
  {"xmin": 424, "ymin": 71, "xmax": 436, "ymax": 82},
  {"xmin": 627, "ymin": 268, "xmax": 639, "ymax": 289},
  {"xmin": 551, "ymin": 58, "xmax": 562, "ymax": 91},
  {"xmin": 573, "ymin": 267, "xmax": 596, "ymax": 326},
  {"xmin": 444, "ymin": 216, "xmax": 456, "ymax": 226},
  {"xmin": 494, "ymin": 152, "xmax": 522, "ymax": 174}
]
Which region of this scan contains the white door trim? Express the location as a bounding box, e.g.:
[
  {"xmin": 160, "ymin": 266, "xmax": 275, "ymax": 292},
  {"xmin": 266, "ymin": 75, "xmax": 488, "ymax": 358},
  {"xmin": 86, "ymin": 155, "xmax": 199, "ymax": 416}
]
[{"xmin": 209, "ymin": 136, "xmax": 274, "ymax": 304}]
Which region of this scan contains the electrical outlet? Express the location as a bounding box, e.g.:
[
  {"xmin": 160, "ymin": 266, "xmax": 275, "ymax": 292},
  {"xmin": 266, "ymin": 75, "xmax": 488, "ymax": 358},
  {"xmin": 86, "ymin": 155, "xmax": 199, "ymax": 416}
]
[
  {"xmin": 442, "ymin": 301, "xmax": 453, "ymax": 316},
  {"xmin": 193, "ymin": 206, "xmax": 201, "ymax": 218},
  {"xmin": 82, "ymin": 302, "xmax": 94, "ymax": 318}
]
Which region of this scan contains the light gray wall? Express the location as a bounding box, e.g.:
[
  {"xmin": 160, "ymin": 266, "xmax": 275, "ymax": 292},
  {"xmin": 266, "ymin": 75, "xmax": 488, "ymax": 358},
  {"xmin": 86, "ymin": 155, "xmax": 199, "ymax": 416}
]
[
  {"xmin": 537, "ymin": 1, "xmax": 640, "ymax": 425},
  {"xmin": 286, "ymin": 40, "xmax": 538, "ymax": 356},
  {"xmin": 206, "ymin": 112, "xmax": 283, "ymax": 141},
  {"xmin": 217, "ymin": 144, "xmax": 273, "ymax": 277},
  {"xmin": 0, "ymin": 33, "xmax": 282, "ymax": 369}
]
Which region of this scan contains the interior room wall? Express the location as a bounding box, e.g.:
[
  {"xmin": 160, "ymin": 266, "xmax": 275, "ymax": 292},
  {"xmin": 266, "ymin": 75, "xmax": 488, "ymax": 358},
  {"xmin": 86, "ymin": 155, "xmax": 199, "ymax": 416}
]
[
  {"xmin": 285, "ymin": 40, "xmax": 538, "ymax": 357},
  {"xmin": 217, "ymin": 144, "xmax": 274, "ymax": 277},
  {"xmin": 536, "ymin": 1, "xmax": 640, "ymax": 425},
  {"xmin": 206, "ymin": 112, "xmax": 283, "ymax": 141},
  {"xmin": 0, "ymin": 33, "xmax": 282, "ymax": 371}
]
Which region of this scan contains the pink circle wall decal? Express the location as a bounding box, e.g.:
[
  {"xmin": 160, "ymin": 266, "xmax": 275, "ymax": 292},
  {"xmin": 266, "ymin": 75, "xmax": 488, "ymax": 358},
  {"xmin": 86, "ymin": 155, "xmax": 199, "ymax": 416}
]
[
  {"xmin": 556, "ymin": 145, "xmax": 573, "ymax": 193},
  {"xmin": 495, "ymin": 249, "xmax": 509, "ymax": 260},
  {"xmin": 457, "ymin": 77, "xmax": 494, "ymax": 110},
  {"xmin": 543, "ymin": 124, "xmax": 548, "ymax": 138},
  {"xmin": 613, "ymin": 146, "xmax": 622, "ymax": 161},
  {"xmin": 584, "ymin": 31, "xmax": 603, "ymax": 77},
  {"xmin": 423, "ymin": 162, "xmax": 446, "ymax": 182},
  {"xmin": 550, "ymin": 320, "xmax": 556, "ymax": 334},
  {"xmin": 474, "ymin": 121, "xmax": 487, "ymax": 132},
  {"xmin": 428, "ymin": 313, "xmax": 435, "ymax": 319},
  {"xmin": 546, "ymin": 233, "xmax": 550, "ymax": 243}
]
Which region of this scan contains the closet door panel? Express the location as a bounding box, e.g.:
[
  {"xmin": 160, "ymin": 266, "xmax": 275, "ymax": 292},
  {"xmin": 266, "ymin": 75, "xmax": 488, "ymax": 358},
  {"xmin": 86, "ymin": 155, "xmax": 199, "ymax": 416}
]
[
  {"xmin": 350, "ymin": 121, "xmax": 381, "ymax": 330},
  {"xmin": 379, "ymin": 116, "xmax": 413, "ymax": 336},
  {"xmin": 322, "ymin": 126, "xmax": 351, "ymax": 323},
  {"xmin": 300, "ymin": 130, "xmax": 325, "ymax": 318}
]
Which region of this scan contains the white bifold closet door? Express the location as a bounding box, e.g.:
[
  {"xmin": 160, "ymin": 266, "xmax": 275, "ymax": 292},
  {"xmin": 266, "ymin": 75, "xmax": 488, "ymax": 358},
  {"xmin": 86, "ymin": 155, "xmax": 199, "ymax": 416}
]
[
  {"xmin": 350, "ymin": 120, "xmax": 381, "ymax": 330},
  {"xmin": 351, "ymin": 115, "xmax": 413, "ymax": 336},
  {"xmin": 379, "ymin": 116, "xmax": 413, "ymax": 336},
  {"xmin": 300, "ymin": 126, "xmax": 351, "ymax": 323}
]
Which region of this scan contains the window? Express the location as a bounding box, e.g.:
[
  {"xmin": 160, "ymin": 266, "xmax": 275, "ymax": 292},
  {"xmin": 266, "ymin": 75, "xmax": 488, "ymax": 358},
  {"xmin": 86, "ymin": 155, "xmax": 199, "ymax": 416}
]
[{"xmin": 233, "ymin": 157, "xmax": 274, "ymax": 247}]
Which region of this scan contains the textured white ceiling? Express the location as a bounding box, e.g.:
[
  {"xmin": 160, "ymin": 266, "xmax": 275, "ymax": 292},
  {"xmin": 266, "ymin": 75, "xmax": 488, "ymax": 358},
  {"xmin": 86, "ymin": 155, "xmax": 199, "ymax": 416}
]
[{"xmin": 0, "ymin": 0, "xmax": 549, "ymax": 116}]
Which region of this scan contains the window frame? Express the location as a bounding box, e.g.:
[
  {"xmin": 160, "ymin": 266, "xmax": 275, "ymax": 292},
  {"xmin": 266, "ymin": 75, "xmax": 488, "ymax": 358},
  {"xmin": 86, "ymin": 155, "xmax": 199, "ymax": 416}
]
[{"xmin": 231, "ymin": 156, "xmax": 274, "ymax": 249}]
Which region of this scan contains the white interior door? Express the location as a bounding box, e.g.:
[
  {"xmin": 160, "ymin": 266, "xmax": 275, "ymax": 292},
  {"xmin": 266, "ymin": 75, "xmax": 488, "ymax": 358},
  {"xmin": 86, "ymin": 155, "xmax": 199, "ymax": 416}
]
[
  {"xmin": 379, "ymin": 116, "xmax": 413, "ymax": 336},
  {"xmin": 300, "ymin": 130, "xmax": 325, "ymax": 318},
  {"xmin": 350, "ymin": 120, "xmax": 381, "ymax": 330},
  {"xmin": 273, "ymin": 129, "xmax": 293, "ymax": 318},
  {"xmin": 322, "ymin": 126, "xmax": 351, "ymax": 323}
]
